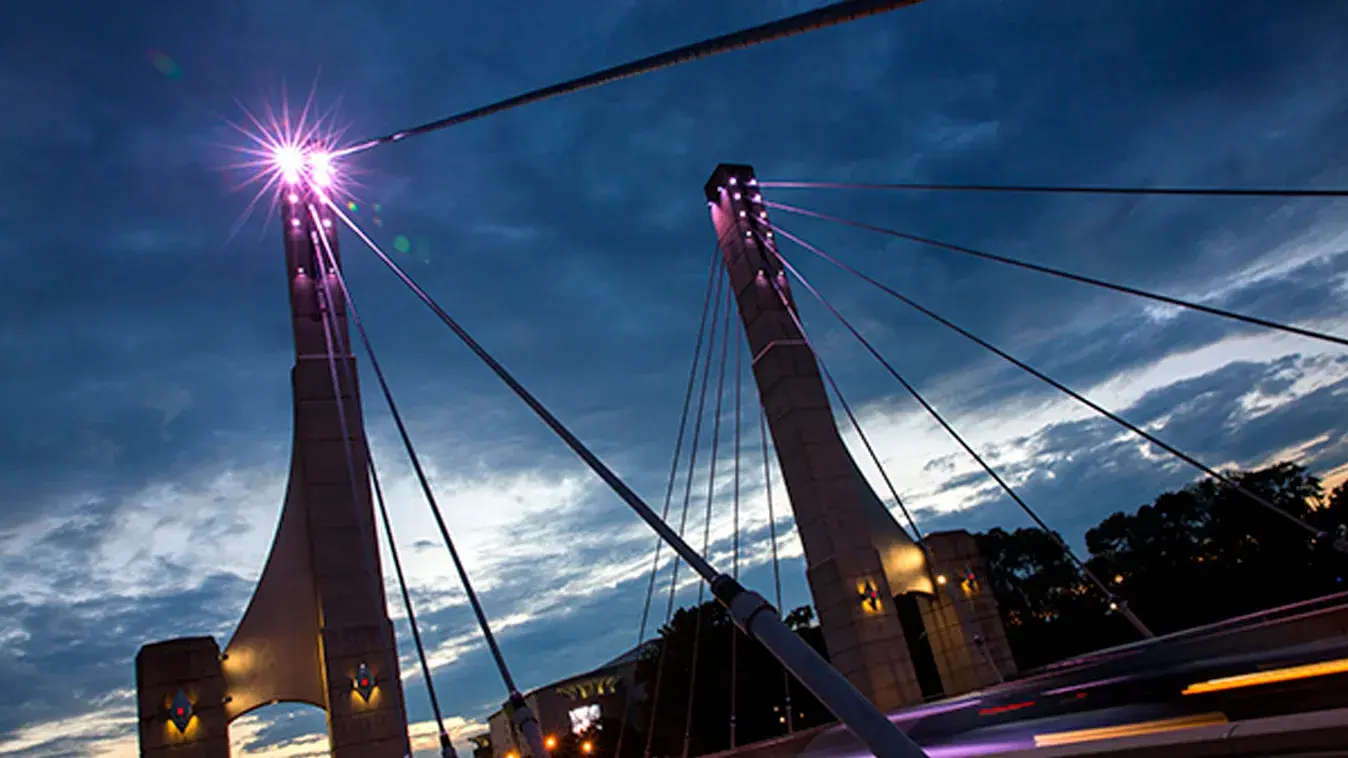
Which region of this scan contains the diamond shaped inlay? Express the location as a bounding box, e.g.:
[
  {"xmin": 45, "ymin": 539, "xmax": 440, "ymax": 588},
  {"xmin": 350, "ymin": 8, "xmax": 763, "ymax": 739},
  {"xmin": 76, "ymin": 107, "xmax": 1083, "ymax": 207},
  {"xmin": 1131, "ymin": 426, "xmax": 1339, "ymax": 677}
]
[
  {"xmin": 354, "ymin": 662, "xmax": 375, "ymax": 701},
  {"xmin": 168, "ymin": 689, "xmax": 193, "ymax": 732},
  {"xmin": 859, "ymin": 580, "xmax": 882, "ymax": 612}
]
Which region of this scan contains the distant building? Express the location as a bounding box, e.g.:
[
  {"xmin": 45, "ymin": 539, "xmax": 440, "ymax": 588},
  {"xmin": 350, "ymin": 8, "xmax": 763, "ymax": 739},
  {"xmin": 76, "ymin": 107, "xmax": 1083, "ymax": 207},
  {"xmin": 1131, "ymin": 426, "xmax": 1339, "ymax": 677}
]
[
  {"xmin": 468, "ymin": 733, "xmax": 493, "ymax": 758},
  {"xmin": 486, "ymin": 643, "xmax": 652, "ymax": 758}
]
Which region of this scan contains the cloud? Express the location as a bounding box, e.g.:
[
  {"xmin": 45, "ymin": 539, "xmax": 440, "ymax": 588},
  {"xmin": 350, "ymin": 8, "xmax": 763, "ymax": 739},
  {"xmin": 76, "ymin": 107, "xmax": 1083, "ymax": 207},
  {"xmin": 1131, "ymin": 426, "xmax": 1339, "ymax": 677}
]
[{"xmin": 0, "ymin": 697, "xmax": 136, "ymax": 758}]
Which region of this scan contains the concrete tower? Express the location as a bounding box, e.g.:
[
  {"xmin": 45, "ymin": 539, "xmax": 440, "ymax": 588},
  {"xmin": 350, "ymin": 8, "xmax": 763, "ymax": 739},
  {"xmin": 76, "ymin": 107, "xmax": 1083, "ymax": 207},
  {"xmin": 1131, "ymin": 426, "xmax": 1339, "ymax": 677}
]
[
  {"xmin": 134, "ymin": 181, "xmax": 412, "ymax": 756},
  {"xmin": 704, "ymin": 163, "xmax": 1014, "ymax": 711}
]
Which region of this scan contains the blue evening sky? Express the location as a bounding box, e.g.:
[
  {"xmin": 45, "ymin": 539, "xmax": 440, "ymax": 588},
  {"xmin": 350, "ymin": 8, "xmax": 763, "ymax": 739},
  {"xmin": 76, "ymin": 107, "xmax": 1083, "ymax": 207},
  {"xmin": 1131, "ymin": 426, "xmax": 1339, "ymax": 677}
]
[{"xmin": 2, "ymin": 1, "xmax": 1347, "ymax": 755}]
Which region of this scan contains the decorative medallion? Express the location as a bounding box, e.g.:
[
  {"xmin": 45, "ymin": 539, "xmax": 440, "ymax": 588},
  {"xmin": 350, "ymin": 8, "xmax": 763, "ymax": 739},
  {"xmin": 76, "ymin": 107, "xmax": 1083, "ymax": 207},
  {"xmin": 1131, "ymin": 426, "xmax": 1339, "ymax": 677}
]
[
  {"xmin": 354, "ymin": 662, "xmax": 375, "ymax": 701},
  {"xmin": 961, "ymin": 567, "xmax": 981, "ymax": 597},
  {"xmin": 859, "ymin": 580, "xmax": 882, "ymax": 612},
  {"xmin": 168, "ymin": 689, "xmax": 193, "ymax": 733}
]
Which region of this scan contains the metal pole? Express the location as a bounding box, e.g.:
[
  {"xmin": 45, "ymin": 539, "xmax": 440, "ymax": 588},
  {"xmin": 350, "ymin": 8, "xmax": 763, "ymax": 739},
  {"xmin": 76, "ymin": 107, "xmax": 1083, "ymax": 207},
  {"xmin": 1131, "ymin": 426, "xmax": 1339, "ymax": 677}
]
[{"xmin": 509, "ymin": 693, "xmax": 550, "ymax": 758}]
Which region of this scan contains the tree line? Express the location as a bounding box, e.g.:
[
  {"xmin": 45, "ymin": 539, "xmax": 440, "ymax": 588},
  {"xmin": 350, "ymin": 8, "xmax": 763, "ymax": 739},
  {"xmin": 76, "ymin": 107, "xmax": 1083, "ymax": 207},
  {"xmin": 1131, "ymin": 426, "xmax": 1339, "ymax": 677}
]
[{"xmin": 588, "ymin": 462, "xmax": 1347, "ymax": 758}]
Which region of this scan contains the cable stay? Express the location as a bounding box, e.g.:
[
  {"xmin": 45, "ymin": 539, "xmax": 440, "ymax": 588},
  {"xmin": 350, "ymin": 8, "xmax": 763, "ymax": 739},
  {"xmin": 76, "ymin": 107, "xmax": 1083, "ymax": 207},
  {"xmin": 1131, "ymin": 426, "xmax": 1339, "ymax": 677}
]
[
  {"xmin": 747, "ymin": 227, "xmax": 1155, "ymax": 638},
  {"xmin": 764, "ymin": 201, "xmax": 1348, "ymax": 350},
  {"xmin": 758, "ymin": 179, "xmax": 1348, "ymax": 199},
  {"xmin": 729, "ymin": 314, "xmax": 743, "ymax": 750},
  {"xmin": 368, "ymin": 452, "xmax": 455, "ymax": 756},
  {"xmin": 755, "ymin": 247, "xmax": 1006, "ymax": 682},
  {"xmin": 323, "ymin": 199, "xmax": 931, "ymax": 758},
  {"xmin": 646, "ymin": 271, "xmax": 725, "ymax": 758},
  {"xmin": 304, "ymin": 223, "xmax": 384, "ymax": 603},
  {"xmin": 307, "ymin": 215, "xmax": 453, "ymax": 753},
  {"xmin": 303, "ymin": 213, "xmax": 455, "ymax": 750},
  {"xmin": 757, "ymin": 407, "xmax": 794, "ymax": 734},
  {"xmin": 616, "ymin": 247, "xmax": 720, "ymax": 758},
  {"xmin": 664, "ymin": 275, "xmax": 726, "ymax": 625},
  {"xmin": 339, "ymin": 1, "xmax": 926, "ymax": 155},
  {"xmin": 767, "ymin": 221, "xmax": 1348, "ymax": 555},
  {"xmin": 683, "ymin": 286, "xmax": 735, "ymax": 758},
  {"xmin": 308, "ymin": 206, "xmax": 546, "ymax": 758}
]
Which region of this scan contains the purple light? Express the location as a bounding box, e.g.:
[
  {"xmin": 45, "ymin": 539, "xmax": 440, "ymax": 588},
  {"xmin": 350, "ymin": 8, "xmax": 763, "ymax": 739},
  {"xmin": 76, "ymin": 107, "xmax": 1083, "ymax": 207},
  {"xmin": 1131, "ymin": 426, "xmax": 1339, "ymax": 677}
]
[
  {"xmin": 729, "ymin": 177, "xmax": 738, "ymax": 186},
  {"xmin": 290, "ymin": 218, "xmax": 301, "ymax": 228},
  {"xmin": 889, "ymin": 696, "xmax": 982, "ymax": 722},
  {"xmin": 309, "ymin": 151, "xmax": 335, "ymax": 187},
  {"xmin": 733, "ymin": 192, "xmax": 742, "ymax": 200},
  {"xmin": 1042, "ymin": 674, "xmax": 1132, "ymax": 696},
  {"xmin": 274, "ymin": 146, "xmax": 304, "ymax": 185},
  {"xmin": 222, "ymin": 95, "xmax": 357, "ymax": 231},
  {"xmin": 826, "ymin": 740, "xmax": 1026, "ymax": 758},
  {"xmin": 926, "ymin": 741, "xmax": 1031, "ymax": 757}
]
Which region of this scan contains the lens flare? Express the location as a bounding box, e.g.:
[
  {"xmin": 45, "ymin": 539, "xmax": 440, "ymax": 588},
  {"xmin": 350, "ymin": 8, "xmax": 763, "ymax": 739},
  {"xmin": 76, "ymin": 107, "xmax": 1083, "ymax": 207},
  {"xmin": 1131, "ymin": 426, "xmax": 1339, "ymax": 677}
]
[
  {"xmin": 309, "ymin": 151, "xmax": 335, "ymax": 187},
  {"xmin": 218, "ymin": 80, "xmax": 362, "ymax": 239},
  {"xmin": 275, "ymin": 146, "xmax": 305, "ymax": 185}
]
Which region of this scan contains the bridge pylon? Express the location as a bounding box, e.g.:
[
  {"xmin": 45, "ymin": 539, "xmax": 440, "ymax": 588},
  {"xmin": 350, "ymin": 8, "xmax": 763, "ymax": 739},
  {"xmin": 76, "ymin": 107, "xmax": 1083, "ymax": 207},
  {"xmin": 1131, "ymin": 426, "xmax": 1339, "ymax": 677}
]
[
  {"xmin": 705, "ymin": 163, "xmax": 1015, "ymax": 711},
  {"xmin": 134, "ymin": 184, "xmax": 412, "ymax": 756}
]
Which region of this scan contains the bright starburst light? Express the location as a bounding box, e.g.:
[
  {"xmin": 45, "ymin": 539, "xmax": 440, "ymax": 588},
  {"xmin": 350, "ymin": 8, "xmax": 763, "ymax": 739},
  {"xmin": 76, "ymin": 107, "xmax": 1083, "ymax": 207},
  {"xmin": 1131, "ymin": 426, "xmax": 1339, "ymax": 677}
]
[
  {"xmin": 220, "ymin": 83, "xmax": 357, "ymax": 238},
  {"xmin": 273, "ymin": 145, "xmax": 306, "ymax": 185}
]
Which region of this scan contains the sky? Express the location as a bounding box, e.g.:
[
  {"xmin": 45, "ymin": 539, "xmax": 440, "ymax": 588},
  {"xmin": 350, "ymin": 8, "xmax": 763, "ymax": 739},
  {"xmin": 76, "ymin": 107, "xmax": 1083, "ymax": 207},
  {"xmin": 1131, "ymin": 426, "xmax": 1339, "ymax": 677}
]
[{"xmin": 2, "ymin": 0, "xmax": 1348, "ymax": 756}]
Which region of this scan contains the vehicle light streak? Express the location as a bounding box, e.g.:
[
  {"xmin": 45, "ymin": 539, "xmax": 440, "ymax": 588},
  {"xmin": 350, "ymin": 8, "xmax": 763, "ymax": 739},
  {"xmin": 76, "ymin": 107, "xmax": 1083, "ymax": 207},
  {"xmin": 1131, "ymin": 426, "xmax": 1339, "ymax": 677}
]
[{"xmin": 1181, "ymin": 656, "xmax": 1348, "ymax": 696}]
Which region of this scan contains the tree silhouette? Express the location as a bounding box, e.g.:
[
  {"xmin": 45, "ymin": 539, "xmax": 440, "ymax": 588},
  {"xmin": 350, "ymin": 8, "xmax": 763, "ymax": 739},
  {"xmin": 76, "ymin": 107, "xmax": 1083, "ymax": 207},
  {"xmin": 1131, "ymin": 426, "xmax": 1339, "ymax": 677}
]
[
  {"xmin": 783, "ymin": 606, "xmax": 814, "ymax": 631},
  {"xmin": 974, "ymin": 526, "xmax": 1135, "ymax": 669},
  {"xmin": 629, "ymin": 602, "xmax": 833, "ymax": 757},
  {"xmin": 1082, "ymin": 462, "xmax": 1348, "ymax": 633}
]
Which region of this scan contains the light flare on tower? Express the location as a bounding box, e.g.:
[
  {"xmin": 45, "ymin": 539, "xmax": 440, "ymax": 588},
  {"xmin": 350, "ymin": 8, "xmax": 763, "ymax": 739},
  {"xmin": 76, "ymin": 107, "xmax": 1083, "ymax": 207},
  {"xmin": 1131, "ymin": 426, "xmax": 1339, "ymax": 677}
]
[{"xmin": 219, "ymin": 83, "xmax": 358, "ymax": 237}]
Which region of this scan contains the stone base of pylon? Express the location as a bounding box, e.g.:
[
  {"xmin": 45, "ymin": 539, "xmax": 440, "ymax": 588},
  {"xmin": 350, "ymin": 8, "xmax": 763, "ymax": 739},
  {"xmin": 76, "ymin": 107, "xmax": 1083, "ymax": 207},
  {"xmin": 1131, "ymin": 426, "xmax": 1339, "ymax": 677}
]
[
  {"xmin": 923, "ymin": 530, "xmax": 1017, "ymax": 692},
  {"xmin": 136, "ymin": 637, "xmax": 231, "ymax": 757}
]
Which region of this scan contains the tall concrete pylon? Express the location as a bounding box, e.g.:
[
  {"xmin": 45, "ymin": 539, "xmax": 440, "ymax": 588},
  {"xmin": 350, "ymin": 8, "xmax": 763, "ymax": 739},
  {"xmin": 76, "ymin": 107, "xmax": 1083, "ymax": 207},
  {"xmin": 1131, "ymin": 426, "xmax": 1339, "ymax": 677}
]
[
  {"xmin": 134, "ymin": 182, "xmax": 412, "ymax": 756},
  {"xmin": 704, "ymin": 163, "xmax": 1014, "ymax": 711}
]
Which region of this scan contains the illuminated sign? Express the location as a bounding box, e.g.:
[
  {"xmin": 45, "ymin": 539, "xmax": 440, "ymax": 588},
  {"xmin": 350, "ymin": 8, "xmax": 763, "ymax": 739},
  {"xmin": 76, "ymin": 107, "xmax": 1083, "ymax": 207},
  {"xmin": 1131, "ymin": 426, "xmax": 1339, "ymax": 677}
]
[{"xmin": 568, "ymin": 704, "xmax": 601, "ymax": 735}]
